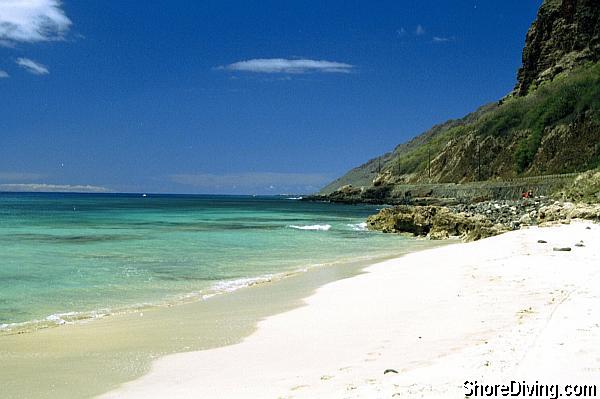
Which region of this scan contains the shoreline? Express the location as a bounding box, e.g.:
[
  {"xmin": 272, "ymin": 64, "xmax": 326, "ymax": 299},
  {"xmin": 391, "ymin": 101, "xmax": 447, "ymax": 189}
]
[
  {"xmin": 102, "ymin": 221, "xmax": 599, "ymax": 398},
  {"xmin": 0, "ymin": 251, "xmax": 404, "ymax": 337},
  {"xmin": 0, "ymin": 240, "xmax": 444, "ymax": 399}
]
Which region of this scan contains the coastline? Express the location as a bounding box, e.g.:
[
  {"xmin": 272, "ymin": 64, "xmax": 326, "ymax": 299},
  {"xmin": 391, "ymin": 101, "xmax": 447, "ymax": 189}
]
[
  {"xmin": 3, "ymin": 2, "xmax": 598, "ymax": 399},
  {"xmin": 101, "ymin": 221, "xmax": 599, "ymax": 398},
  {"xmin": 0, "ymin": 252, "xmax": 404, "ymax": 337},
  {"xmin": 0, "ymin": 240, "xmax": 444, "ymax": 399}
]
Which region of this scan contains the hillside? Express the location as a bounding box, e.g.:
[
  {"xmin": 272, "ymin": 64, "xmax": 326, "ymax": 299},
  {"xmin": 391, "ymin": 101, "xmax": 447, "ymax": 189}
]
[{"xmin": 319, "ymin": 0, "xmax": 600, "ymax": 196}]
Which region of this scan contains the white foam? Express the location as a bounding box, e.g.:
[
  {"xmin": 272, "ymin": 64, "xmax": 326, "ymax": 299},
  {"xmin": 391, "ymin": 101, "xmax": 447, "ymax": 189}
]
[
  {"xmin": 46, "ymin": 314, "xmax": 67, "ymax": 325},
  {"xmin": 288, "ymin": 224, "xmax": 331, "ymax": 231},
  {"xmin": 286, "ymin": 196, "xmax": 303, "ymax": 200},
  {"xmin": 347, "ymin": 222, "xmax": 368, "ymax": 231},
  {"xmin": 211, "ymin": 276, "xmax": 274, "ymax": 293}
]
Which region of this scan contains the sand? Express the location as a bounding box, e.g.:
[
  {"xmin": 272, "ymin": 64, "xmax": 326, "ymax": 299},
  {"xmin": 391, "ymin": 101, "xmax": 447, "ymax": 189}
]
[{"xmin": 101, "ymin": 221, "xmax": 599, "ymax": 398}]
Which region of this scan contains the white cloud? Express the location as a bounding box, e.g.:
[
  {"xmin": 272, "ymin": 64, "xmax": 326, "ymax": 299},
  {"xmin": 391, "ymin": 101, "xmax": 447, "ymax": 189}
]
[
  {"xmin": 169, "ymin": 172, "xmax": 332, "ymax": 194},
  {"xmin": 415, "ymin": 24, "xmax": 426, "ymax": 35},
  {"xmin": 0, "ymin": 171, "xmax": 44, "ymax": 181},
  {"xmin": 220, "ymin": 58, "xmax": 354, "ymax": 74},
  {"xmin": 433, "ymin": 36, "xmax": 454, "ymax": 43},
  {"xmin": 0, "ymin": 0, "xmax": 71, "ymax": 44},
  {"xmin": 16, "ymin": 57, "xmax": 49, "ymax": 75},
  {"xmin": 0, "ymin": 70, "xmax": 8, "ymax": 78},
  {"xmin": 0, "ymin": 183, "xmax": 110, "ymax": 193}
]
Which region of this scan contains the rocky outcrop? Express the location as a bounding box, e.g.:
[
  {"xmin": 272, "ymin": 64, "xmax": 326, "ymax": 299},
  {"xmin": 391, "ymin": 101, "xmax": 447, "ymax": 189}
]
[
  {"xmin": 366, "ymin": 199, "xmax": 600, "ymax": 242},
  {"xmin": 514, "ymin": 0, "xmax": 600, "ymax": 96},
  {"xmin": 366, "ymin": 206, "xmax": 507, "ymax": 242},
  {"xmin": 538, "ymin": 202, "xmax": 600, "ymax": 224},
  {"xmin": 452, "ymin": 199, "xmax": 549, "ymax": 229},
  {"xmin": 453, "ymin": 197, "xmax": 600, "ymax": 226},
  {"xmin": 555, "ymin": 166, "xmax": 600, "ymax": 203}
]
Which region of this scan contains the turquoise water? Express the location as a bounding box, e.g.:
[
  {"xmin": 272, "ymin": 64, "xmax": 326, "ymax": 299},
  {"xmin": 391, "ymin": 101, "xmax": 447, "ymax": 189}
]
[{"xmin": 0, "ymin": 193, "xmax": 417, "ymax": 332}]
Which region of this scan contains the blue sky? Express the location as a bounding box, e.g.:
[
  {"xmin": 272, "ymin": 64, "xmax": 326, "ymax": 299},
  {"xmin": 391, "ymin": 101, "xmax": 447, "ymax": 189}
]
[{"xmin": 0, "ymin": 0, "xmax": 541, "ymax": 194}]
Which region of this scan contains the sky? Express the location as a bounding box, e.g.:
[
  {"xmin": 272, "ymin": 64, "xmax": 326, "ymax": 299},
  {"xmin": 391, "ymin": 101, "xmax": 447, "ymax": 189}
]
[{"xmin": 0, "ymin": 0, "xmax": 542, "ymax": 194}]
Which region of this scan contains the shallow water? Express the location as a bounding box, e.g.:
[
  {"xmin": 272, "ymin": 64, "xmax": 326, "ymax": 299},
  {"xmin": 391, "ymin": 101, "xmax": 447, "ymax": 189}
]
[
  {"xmin": 0, "ymin": 193, "xmax": 412, "ymax": 332},
  {"xmin": 0, "ymin": 193, "xmax": 449, "ymax": 398}
]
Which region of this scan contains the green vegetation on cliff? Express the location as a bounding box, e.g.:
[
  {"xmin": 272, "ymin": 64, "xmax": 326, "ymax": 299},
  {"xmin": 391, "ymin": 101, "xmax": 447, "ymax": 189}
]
[
  {"xmin": 320, "ymin": 0, "xmax": 600, "ymax": 195},
  {"xmin": 509, "ymin": 62, "xmax": 600, "ymax": 172},
  {"xmin": 322, "ymin": 62, "xmax": 600, "ymax": 193}
]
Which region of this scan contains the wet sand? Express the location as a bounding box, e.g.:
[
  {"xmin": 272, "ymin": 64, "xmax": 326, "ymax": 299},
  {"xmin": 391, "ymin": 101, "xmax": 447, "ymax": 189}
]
[{"xmin": 0, "ymin": 240, "xmax": 444, "ymax": 399}]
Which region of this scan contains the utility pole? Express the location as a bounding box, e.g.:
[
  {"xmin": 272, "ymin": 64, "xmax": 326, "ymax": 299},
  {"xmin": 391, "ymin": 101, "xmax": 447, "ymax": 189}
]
[
  {"xmin": 477, "ymin": 140, "xmax": 482, "ymax": 181},
  {"xmin": 428, "ymin": 147, "xmax": 431, "ymax": 180}
]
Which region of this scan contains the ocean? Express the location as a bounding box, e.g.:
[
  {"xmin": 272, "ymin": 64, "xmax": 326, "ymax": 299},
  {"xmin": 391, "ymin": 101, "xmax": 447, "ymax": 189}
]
[{"xmin": 0, "ymin": 192, "xmax": 416, "ymax": 333}]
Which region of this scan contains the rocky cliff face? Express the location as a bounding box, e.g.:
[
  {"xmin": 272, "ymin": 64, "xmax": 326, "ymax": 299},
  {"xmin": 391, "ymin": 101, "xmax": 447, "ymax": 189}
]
[
  {"xmin": 318, "ymin": 0, "xmax": 600, "ymax": 200},
  {"xmin": 514, "ymin": 0, "xmax": 600, "ymax": 96}
]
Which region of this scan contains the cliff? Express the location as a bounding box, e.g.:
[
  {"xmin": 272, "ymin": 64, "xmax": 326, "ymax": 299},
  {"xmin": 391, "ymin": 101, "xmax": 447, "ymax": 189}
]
[
  {"xmin": 318, "ymin": 0, "xmax": 600, "ymax": 201},
  {"xmin": 514, "ymin": 0, "xmax": 600, "ymax": 96}
]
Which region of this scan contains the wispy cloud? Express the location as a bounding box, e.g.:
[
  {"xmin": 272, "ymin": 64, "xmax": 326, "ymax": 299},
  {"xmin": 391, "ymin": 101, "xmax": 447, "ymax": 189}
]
[
  {"xmin": 0, "ymin": 171, "xmax": 44, "ymax": 181},
  {"xmin": 169, "ymin": 172, "xmax": 333, "ymax": 194},
  {"xmin": 398, "ymin": 25, "xmax": 455, "ymax": 44},
  {"xmin": 433, "ymin": 36, "xmax": 455, "ymax": 43},
  {"xmin": 16, "ymin": 57, "xmax": 49, "ymax": 75},
  {"xmin": 0, "ymin": 183, "xmax": 110, "ymax": 193},
  {"xmin": 0, "ymin": 0, "xmax": 71, "ymax": 44},
  {"xmin": 219, "ymin": 58, "xmax": 354, "ymax": 74},
  {"xmin": 0, "ymin": 70, "xmax": 9, "ymax": 78}
]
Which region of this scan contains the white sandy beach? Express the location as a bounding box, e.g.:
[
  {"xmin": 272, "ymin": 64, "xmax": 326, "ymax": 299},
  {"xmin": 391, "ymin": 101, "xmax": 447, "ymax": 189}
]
[{"xmin": 101, "ymin": 221, "xmax": 599, "ymax": 398}]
